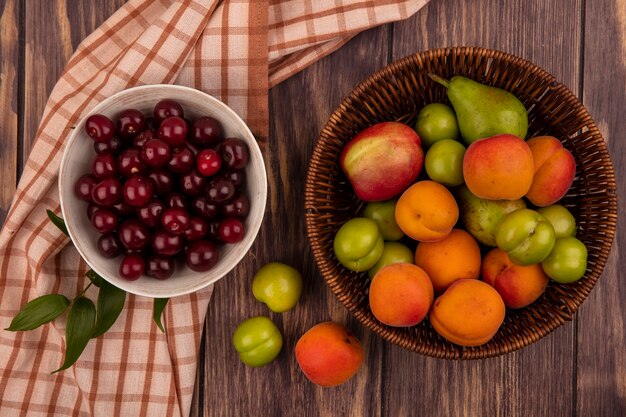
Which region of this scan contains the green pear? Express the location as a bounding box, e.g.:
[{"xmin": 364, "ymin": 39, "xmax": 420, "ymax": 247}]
[
  {"xmin": 429, "ymin": 74, "xmax": 528, "ymax": 144},
  {"xmin": 457, "ymin": 185, "xmax": 526, "ymax": 246}
]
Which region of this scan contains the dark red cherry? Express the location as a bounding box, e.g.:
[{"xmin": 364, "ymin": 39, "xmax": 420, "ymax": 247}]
[
  {"xmin": 191, "ymin": 196, "xmax": 220, "ymax": 219},
  {"xmin": 184, "ymin": 217, "xmax": 208, "ymax": 241},
  {"xmin": 223, "ymin": 170, "xmax": 245, "ymax": 188},
  {"xmin": 141, "ymin": 138, "xmax": 171, "ymax": 168},
  {"xmin": 222, "ymin": 193, "xmax": 250, "ymax": 218},
  {"xmin": 91, "ymin": 177, "xmax": 122, "ymax": 206},
  {"xmin": 122, "ymin": 175, "xmax": 153, "ymax": 207},
  {"xmin": 167, "ymin": 146, "xmax": 194, "ymax": 174},
  {"xmin": 137, "ymin": 199, "xmax": 165, "ymax": 228},
  {"xmin": 196, "ymin": 149, "xmax": 222, "ymax": 176},
  {"xmin": 180, "ymin": 169, "xmax": 206, "ymax": 197},
  {"xmin": 206, "ymin": 178, "xmax": 235, "ymax": 203},
  {"xmin": 152, "ymin": 230, "xmax": 183, "ymax": 256},
  {"xmin": 111, "ymin": 201, "xmax": 135, "ymax": 217},
  {"xmin": 132, "ymin": 129, "xmax": 155, "ymax": 148},
  {"xmin": 154, "ymin": 99, "xmax": 184, "ymax": 124},
  {"xmin": 166, "ymin": 192, "xmax": 188, "ymax": 210},
  {"xmin": 145, "ymin": 255, "xmax": 175, "ymax": 280},
  {"xmin": 94, "ymin": 136, "xmax": 123, "ymax": 154},
  {"xmin": 87, "ymin": 203, "xmax": 101, "ymax": 220},
  {"xmin": 158, "ymin": 116, "xmax": 187, "ymax": 147},
  {"xmin": 74, "ymin": 174, "xmax": 98, "ymax": 202},
  {"xmin": 119, "ymin": 254, "xmax": 144, "ymax": 280},
  {"xmin": 117, "ymin": 109, "xmax": 146, "ymax": 139},
  {"xmin": 85, "ymin": 114, "xmax": 115, "ymax": 143},
  {"xmin": 218, "ymin": 217, "xmax": 244, "ymax": 243},
  {"xmin": 118, "ymin": 219, "xmax": 150, "ymax": 250},
  {"xmin": 91, "ymin": 208, "xmax": 118, "ymax": 233},
  {"xmin": 98, "ymin": 233, "xmax": 122, "ymax": 258},
  {"xmin": 148, "ymin": 169, "xmax": 175, "ymax": 195},
  {"xmin": 92, "ymin": 152, "xmax": 117, "ymax": 179},
  {"xmin": 217, "ymin": 138, "xmax": 248, "ymax": 170},
  {"xmin": 161, "ymin": 207, "xmax": 190, "ymax": 235},
  {"xmin": 185, "ymin": 240, "xmax": 219, "ymax": 272},
  {"xmin": 118, "ymin": 148, "xmax": 147, "ymax": 177},
  {"xmin": 191, "ymin": 117, "xmax": 222, "ymax": 147}
]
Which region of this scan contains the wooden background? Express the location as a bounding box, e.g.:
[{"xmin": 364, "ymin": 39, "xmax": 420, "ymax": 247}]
[{"xmin": 0, "ymin": 0, "xmax": 624, "ymax": 416}]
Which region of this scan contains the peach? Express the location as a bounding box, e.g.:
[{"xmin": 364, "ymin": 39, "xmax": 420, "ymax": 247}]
[
  {"xmin": 395, "ymin": 180, "xmax": 459, "ymax": 242},
  {"xmin": 429, "ymin": 279, "xmax": 505, "ymax": 347},
  {"xmin": 414, "ymin": 229, "xmax": 481, "ymax": 293},
  {"xmin": 481, "ymin": 248, "xmax": 549, "ymax": 309},
  {"xmin": 369, "ymin": 263, "xmax": 434, "ymax": 327},
  {"xmin": 526, "ymin": 136, "xmax": 576, "ymax": 207},
  {"xmin": 295, "ymin": 322, "xmax": 364, "ymax": 387},
  {"xmin": 463, "ymin": 134, "xmax": 534, "ymax": 200}
]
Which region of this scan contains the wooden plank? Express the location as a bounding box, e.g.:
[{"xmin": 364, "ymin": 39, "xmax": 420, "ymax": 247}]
[
  {"xmin": 384, "ymin": 1, "xmax": 583, "ymax": 416},
  {"xmin": 201, "ymin": 25, "xmax": 390, "ymax": 417},
  {"xmin": 0, "ymin": 0, "xmax": 20, "ymax": 225},
  {"xmin": 577, "ymin": 0, "xmax": 626, "ymax": 415}
]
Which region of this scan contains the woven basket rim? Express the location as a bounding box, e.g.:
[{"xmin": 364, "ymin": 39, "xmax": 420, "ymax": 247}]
[{"xmin": 304, "ymin": 46, "xmax": 618, "ymax": 359}]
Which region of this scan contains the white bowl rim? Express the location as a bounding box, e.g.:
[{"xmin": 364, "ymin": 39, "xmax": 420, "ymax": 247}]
[{"xmin": 58, "ymin": 84, "xmax": 267, "ymax": 298}]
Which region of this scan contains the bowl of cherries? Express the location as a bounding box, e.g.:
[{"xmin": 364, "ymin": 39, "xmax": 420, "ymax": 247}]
[{"xmin": 58, "ymin": 85, "xmax": 267, "ymax": 298}]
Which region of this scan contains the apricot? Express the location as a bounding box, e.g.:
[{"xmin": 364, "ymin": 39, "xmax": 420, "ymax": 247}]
[
  {"xmin": 463, "ymin": 134, "xmax": 534, "ymax": 200},
  {"xmin": 429, "ymin": 279, "xmax": 505, "ymax": 347},
  {"xmin": 526, "ymin": 136, "xmax": 576, "ymax": 207},
  {"xmin": 414, "ymin": 229, "xmax": 481, "ymax": 294},
  {"xmin": 395, "ymin": 180, "xmax": 459, "ymax": 242},
  {"xmin": 295, "ymin": 322, "xmax": 364, "ymax": 387},
  {"xmin": 369, "ymin": 263, "xmax": 434, "ymax": 327},
  {"xmin": 481, "ymin": 248, "xmax": 549, "ymax": 309}
]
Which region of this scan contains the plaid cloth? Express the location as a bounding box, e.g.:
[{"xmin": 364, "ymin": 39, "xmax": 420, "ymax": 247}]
[{"xmin": 0, "ymin": 0, "xmax": 428, "ymax": 415}]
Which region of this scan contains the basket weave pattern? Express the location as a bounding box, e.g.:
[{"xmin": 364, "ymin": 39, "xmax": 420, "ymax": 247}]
[{"xmin": 304, "ymin": 47, "xmax": 617, "ymax": 359}]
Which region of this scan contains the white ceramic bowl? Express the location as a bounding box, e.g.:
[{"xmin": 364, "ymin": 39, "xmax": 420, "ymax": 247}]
[{"xmin": 59, "ymin": 85, "xmax": 267, "ymax": 298}]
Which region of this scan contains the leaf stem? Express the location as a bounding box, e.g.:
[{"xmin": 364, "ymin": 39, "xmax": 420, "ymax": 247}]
[{"xmin": 428, "ymin": 73, "xmax": 450, "ymax": 88}]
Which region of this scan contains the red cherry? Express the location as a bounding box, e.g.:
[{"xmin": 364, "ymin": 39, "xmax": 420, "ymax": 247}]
[
  {"xmin": 92, "ymin": 152, "xmax": 117, "ymax": 179},
  {"xmin": 146, "ymin": 255, "xmax": 175, "ymax": 280},
  {"xmin": 141, "ymin": 138, "xmax": 171, "ymax": 168},
  {"xmin": 184, "ymin": 217, "xmax": 208, "ymax": 241},
  {"xmin": 158, "ymin": 116, "xmax": 188, "ymax": 147},
  {"xmin": 119, "ymin": 254, "xmax": 145, "ymax": 280},
  {"xmin": 152, "ymin": 230, "xmax": 184, "ymax": 256},
  {"xmin": 91, "ymin": 208, "xmax": 118, "ymax": 233},
  {"xmin": 122, "ymin": 175, "xmax": 154, "ymax": 207},
  {"xmin": 218, "ymin": 217, "xmax": 244, "ymax": 243},
  {"xmin": 91, "ymin": 178, "xmax": 122, "ymax": 207},
  {"xmin": 85, "ymin": 114, "xmax": 115, "ymax": 143},
  {"xmin": 74, "ymin": 174, "xmax": 98, "ymax": 202},
  {"xmin": 118, "ymin": 219, "xmax": 150, "ymax": 250},
  {"xmin": 161, "ymin": 207, "xmax": 190, "ymax": 235},
  {"xmin": 117, "ymin": 109, "xmax": 146, "ymax": 139},
  {"xmin": 185, "ymin": 240, "xmax": 219, "ymax": 271},
  {"xmin": 196, "ymin": 149, "xmax": 222, "ymax": 177},
  {"xmin": 191, "ymin": 117, "xmax": 222, "ymax": 147},
  {"xmin": 154, "ymin": 99, "xmax": 184, "ymax": 124}
]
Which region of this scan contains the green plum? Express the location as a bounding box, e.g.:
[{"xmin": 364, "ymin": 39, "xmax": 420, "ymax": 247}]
[
  {"xmin": 333, "ymin": 217, "xmax": 384, "ymax": 272},
  {"xmin": 363, "ymin": 199, "xmax": 404, "ymax": 241},
  {"xmin": 541, "ymin": 237, "xmax": 588, "ymax": 283},
  {"xmin": 367, "ymin": 242, "xmax": 414, "ymax": 278},
  {"xmin": 252, "ymin": 262, "xmax": 302, "ymax": 312},
  {"xmin": 495, "ymin": 209, "xmax": 556, "ymax": 265},
  {"xmin": 232, "ymin": 316, "xmax": 283, "ymax": 367},
  {"xmin": 415, "ymin": 103, "xmax": 460, "ymax": 147},
  {"xmin": 424, "ymin": 139, "xmax": 466, "ymax": 186},
  {"xmin": 537, "ymin": 204, "xmax": 576, "ymax": 238}
]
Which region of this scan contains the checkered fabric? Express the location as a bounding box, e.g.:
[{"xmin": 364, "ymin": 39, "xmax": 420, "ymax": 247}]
[{"xmin": 0, "ymin": 0, "xmax": 428, "ymax": 415}]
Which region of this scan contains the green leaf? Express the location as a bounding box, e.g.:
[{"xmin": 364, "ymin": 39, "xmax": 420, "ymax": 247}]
[
  {"xmin": 85, "ymin": 270, "xmax": 103, "ymax": 287},
  {"xmin": 46, "ymin": 210, "xmax": 68, "ymax": 236},
  {"xmin": 91, "ymin": 280, "xmax": 126, "ymax": 338},
  {"xmin": 5, "ymin": 294, "xmax": 70, "ymax": 331},
  {"xmin": 51, "ymin": 297, "xmax": 95, "ymax": 374},
  {"xmin": 153, "ymin": 298, "xmax": 169, "ymax": 333}
]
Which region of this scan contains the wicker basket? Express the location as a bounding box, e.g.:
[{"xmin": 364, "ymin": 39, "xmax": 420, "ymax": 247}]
[{"xmin": 304, "ymin": 46, "xmax": 617, "ymax": 359}]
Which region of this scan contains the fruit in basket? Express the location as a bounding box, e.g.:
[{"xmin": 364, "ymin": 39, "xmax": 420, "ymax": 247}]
[
  {"xmin": 367, "ymin": 242, "xmax": 413, "ymax": 278},
  {"xmin": 481, "ymin": 248, "xmax": 549, "ymax": 309},
  {"xmin": 541, "ymin": 237, "xmax": 588, "ymax": 283},
  {"xmin": 395, "ymin": 180, "xmax": 458, "ymax": 242},
  {"xmin": 339, "ymin": 122, "xmax": 423, "ymax": 202},
  {"xmin": 495, "ymin": 209, "xmax": 556, "ymax": 265},
  {"xmin": 457, "ymin": 185, "xmax": 526, "ymax": 246},
  {"xmin": 463, "ymin": 134, "xmax": 534, "ymax": 200},
  {"xmin": 295, "ymin": 322, "xmax": 364, "ymax": 387},
  {"xmin": 252, "ymin": 262, "xmax": 303, "ymax": 312},
  {"xmin": 525, "ymin": 136, "xmax": 576, "ymax": 207},
  {"xmin": 537, "ymin": 204, "xmax": 576, "ymax": 238},
  {"xmin": 429, "ymin": 279, "xmax": 505, "ymax": 347},
  {"xmin": 363, "ymin": 199, "xmax": 404, "ymax": 241},
  {"xmin": 414, "ymin": 103, "xmax": 459, "ymax": 146},
  {"xmin": 428, "ymin": 74, "xmax": 528, "ymax": 143},
  {"xmin": 413, "ymin": 229, "xmax": 481, "ymax": 293},
  {"xmin": 333, "ymin": 218, "xmax": 383, "ymax": 272},
  {"xmin": 424, "ymin": 139, "xmax": 466, "ymax": 186},
  {"xmin": 369, "ymin": 263, "xmax": 433, "ymax": 327},
  {"xmin": 233, "ymin": 316, "xmax": 283, "ymax": 367}
]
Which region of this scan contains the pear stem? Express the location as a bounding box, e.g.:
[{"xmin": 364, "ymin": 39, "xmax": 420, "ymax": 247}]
[{"xmin": 428, "ymin": 73, "xmax": 450, "ymax": 89}]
